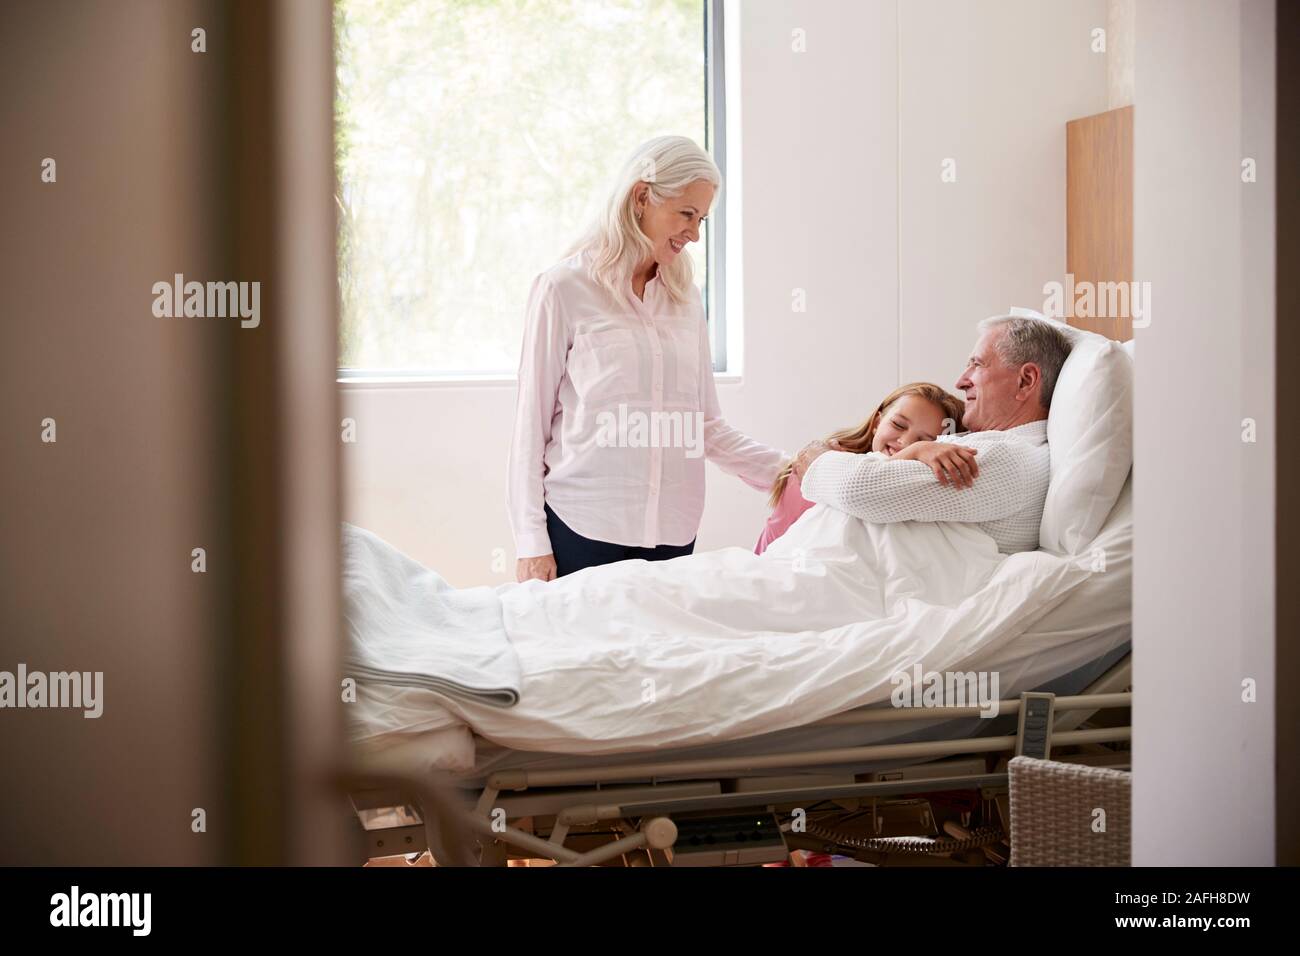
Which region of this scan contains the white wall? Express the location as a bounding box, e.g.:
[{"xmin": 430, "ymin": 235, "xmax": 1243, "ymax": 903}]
[
  {"xmin": 342, "ymin": 0, "xmax": 1107, "ymax": 587},
  {"xmin": 1131, "ymin": 0, "xmax": 1275, "ymax": 865},
  {"xmin": 898, "ymin": 0, "xmax": 1108, "ymax": 385}
]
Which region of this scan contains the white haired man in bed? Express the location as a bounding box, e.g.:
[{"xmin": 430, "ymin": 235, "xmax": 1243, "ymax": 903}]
[{"xmin": 792, "ymin": 316, "xmax": 1073, "ymax": 554}]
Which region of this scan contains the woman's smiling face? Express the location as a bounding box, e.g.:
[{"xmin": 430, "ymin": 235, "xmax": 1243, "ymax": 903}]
[
  {"xmin": 871, "ymin": 394, "xmax": 947, "ymax": 456},
  {"xmin": 636, "ymin": 179, "xmax": 714, "ymax": 268}
]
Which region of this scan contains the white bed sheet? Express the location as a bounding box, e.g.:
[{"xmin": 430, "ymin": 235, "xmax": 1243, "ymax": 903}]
[
  {"xmin": 351, "ymin": 477, "xmax": 1132, "ymax": 777},
  {"xmin": 358, "ymin": 629, "xmax": 1130, "ymax": 786}
]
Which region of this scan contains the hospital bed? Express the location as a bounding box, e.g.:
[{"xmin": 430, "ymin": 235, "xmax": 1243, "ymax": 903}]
[
  {"xmin": 345, "ymin": 508, "xmax": 1133, "ymax": 867},
  {"xmin": 344, "ymin": 322, "xmax": 1135, "ymax": 866}
]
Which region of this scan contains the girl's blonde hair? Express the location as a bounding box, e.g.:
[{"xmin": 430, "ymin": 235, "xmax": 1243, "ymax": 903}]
[
  {"xmin": 563, "ymin": 135, "xmax": 720, "ymax": 309},
  {"xmin": 769, "ymin": 382, "xmax": 966, "ymax": 508}
]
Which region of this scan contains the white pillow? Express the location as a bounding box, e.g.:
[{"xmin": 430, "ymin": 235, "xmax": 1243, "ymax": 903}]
[{"xmin": 1005, "ymin": 309, "xmax": 1134, "ymax": 554}]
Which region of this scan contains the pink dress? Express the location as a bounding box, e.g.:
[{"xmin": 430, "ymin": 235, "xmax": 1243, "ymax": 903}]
[{"xmin": 754, "ymin": 472, "xmax": 816, "ymax": 555}]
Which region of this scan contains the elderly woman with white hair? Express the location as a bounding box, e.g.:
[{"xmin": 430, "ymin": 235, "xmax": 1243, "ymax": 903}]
[{"xmin": 508, "ymin": 136, "xmax": 787, "ymax": 581}]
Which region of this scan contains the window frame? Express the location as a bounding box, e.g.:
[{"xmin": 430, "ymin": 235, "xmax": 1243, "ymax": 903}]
[
  {"xmin": 703, "ymin": 0, "xmax": 727, "ymax": 375},
  {"xmin": 336, "ymin": 0, "xmax": 728, "ymax": 385}
]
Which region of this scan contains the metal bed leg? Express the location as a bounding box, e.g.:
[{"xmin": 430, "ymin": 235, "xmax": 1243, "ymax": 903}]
[
  {"xmin": 554, "ymin": 817, "xmax": 677, "ymax": 868},
  {"xmin": 474, "ymin": 786, "xmax": 500, "ymax": 816},
  {"xmin": 461, "ymin": 811, "xmax": 584, "ymax": 865}
]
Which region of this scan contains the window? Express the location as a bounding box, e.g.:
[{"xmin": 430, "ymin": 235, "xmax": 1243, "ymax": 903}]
[{"xmin": 335, "ymin": 0, "xmax": 726, "ymax": 380}]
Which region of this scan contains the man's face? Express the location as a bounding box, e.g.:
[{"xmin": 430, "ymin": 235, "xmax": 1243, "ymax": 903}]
[{"xmin": 954, "ymin": 328, "xmax": 1022, "ymax": 431}]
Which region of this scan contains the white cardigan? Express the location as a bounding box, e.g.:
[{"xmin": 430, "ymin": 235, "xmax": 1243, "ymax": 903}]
[{"xmin": 801, "ymin": 420, "xmax": 1050, "ymax": 554}]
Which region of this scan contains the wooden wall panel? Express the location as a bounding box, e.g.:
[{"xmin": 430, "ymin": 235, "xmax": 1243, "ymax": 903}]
[{"xmin": 1066, "ymin": 105, "xmax": 1134, "ymax": 341}]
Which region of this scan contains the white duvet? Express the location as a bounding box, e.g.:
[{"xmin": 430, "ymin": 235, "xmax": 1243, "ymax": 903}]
[{"xmin": 348, "ymin": 501, "xmax": 1103, "ymax": 757}]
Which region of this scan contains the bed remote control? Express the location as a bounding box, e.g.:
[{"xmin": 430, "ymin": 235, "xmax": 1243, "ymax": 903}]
[{"xmin": 1015, "ymin": 692, "xmax": 1055, "ymax": 759}]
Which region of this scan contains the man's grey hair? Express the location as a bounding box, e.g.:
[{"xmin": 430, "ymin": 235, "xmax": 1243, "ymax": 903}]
[{"xmin": 976, "ymin": 315, "xmax": 1073, "ymax": 409}]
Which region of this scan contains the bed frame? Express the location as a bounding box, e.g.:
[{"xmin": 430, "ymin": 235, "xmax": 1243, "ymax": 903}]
[{"xmin": 344, "ymin": 650, "xmax": 1132, "ymax": 866}]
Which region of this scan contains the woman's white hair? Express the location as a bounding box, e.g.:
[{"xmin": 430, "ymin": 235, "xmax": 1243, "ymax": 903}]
[{"xmin": 564, "ymin": 135, "xmax": 720, "ymax": 309}]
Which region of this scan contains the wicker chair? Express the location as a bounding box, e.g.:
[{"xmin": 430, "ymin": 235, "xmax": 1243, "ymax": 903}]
[{"xmin": 1008, "ymin": 756, "xmax": 1131, "ymax": 866}]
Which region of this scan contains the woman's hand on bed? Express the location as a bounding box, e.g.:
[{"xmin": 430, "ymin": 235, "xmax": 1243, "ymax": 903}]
[
  {"xmin": 792, "ymin": 438, "xmax": 842, "ymax": 479},
  {"xmin": 894, "ymin": 441, "xmax": 979, "ymax": 488},
  {"xmin": 517, "ymin": 554, "xmax": 557, "ymax": 583}
]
